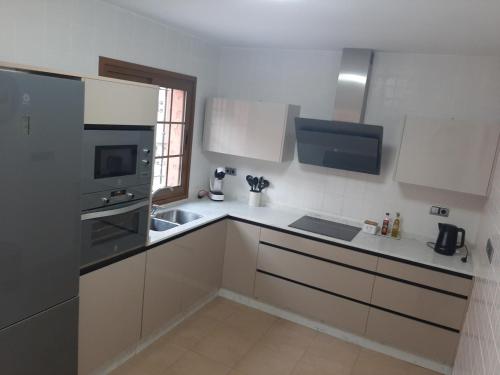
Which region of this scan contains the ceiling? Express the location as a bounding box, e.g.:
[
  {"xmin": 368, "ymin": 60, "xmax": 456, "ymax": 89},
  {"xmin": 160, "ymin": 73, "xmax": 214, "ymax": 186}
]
[{"xmin": 105, "ymin": 0, "xmax": 500, "ymax": 55}]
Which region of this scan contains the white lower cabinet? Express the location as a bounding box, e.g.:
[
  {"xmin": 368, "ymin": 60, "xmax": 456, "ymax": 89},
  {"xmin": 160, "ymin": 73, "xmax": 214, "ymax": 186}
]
[
  {"xmin": 222, "ymin": 220, "xmax": 261, "ymax": 296},
  {"xmin": 365, "ymin": 308, "xmax": 460, "ymax": 365},
  {"xmin": 254, "ymin": 272, "xmax": 369, "ymax": 335},
  {"xmin": 141, "ymin": 240, "xmax": 185, "ymax": 339},
  {"xmin": 252, "ymin": 227, "xmax": 472, "ymax": 366},
  {"xmin": 78, "ymin": 253, "xmax": 146, "ymax": 375},
  {"xmin": 78, "ymin": 221, "xmax": 227, "ymax": 374},
  {"xmin": 142, "ymin": 221, "xmax": 226, "ymax": 339},
  {"xmin": 79, "ymin": 219, "xmax": 472, "ymax": 372},
  {"xmin": 175, "ymin": 221, "xmax": 227, "ymax": 312}
]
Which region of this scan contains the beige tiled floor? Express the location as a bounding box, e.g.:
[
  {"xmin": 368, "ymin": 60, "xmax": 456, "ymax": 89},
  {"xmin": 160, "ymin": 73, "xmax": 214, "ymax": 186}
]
[{"xmin": 112, "ymin": 297, "xmax": 440, "ymax": 375}]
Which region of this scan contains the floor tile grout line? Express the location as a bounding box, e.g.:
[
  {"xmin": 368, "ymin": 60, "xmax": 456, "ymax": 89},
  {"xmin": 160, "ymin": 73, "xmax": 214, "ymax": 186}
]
[
  {"xmin": 287, "ymin": 327, "xmax": 322, "ymax": 375},
  {"xmin": 117, "ymin": 298, "xmax": 442, "ymax": 375},
  {"xmin": 182, "ymin": 299, "xmax": 279, "ymax": 371},
  {"xmin": 160, "ymin": 299, "xmax": 245, "ymax": 372},
  {"xmin": 287, "ymin": 340, "xmax": 315, "ymax": 375},
  {"xmin": 348, "ymin": 346, "xmax": 364, "ymax": 375},
  {"xmin": 228, "ymin": 315, "xmax": 279, "ymax": 373}
]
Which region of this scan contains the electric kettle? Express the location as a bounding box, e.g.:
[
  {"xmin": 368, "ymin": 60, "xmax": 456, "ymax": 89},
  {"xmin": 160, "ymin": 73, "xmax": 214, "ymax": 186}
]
[{"xmin": 434, "ymin": 223, "xmax": 465, "ymax": 255}]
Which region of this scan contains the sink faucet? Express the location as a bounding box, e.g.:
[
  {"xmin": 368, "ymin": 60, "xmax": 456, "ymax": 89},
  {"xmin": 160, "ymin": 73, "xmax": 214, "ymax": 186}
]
[{"xmin": 151, "ymin": 204, "xmax": 161, "ymax": 215}]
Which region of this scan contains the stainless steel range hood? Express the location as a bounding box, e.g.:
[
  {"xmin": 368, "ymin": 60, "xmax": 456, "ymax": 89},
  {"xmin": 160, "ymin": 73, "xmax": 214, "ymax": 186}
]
[
  {"xmin": 334, "ymin": 48, "xmax": 374, "ymax": 123},
  {"xmin": 294, "ymin": 48, "xmax": 383, "ymax": 175}
]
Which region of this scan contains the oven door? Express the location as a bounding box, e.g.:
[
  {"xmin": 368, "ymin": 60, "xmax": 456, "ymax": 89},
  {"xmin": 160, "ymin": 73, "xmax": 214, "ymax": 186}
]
[{"xmin": 80, "ymin": 199, "xmax": 149, "ymax": 269}]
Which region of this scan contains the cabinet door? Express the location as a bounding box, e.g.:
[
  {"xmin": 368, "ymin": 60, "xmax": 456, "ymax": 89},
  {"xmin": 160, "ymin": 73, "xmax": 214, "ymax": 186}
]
[
  {"xmin": 83, "ymin": 78, "xmax": 158, "ymax": 126},
  {"xmin": 371, "ymin": 276, "xmax": 467, "ymax": 330},
  {"xmin": 257, "ymin": 244, "xmax": 374, "ymax": 303},
  {"xmin": 142, "ymin": 240, "xmax": 185, "ymax": 339},
  {"xmin": 222, "ymin": 220, "xmax": 261, "ymax": 296},
  {"xmin": 203, "ymin": 98, "xmax": 246, "ymax": 156},
  {"xmin": 254, "ymin": 272, "xmax": 369, "ymax": 336},
  {"xmin": 242, "ymin": 101, "xmax": 288, "ymax": 161},
  {"xmin": 178, "ymin": 221, "xmax": 227, "ymax": 311},
  {"xmin": 395, "ymin": 116, "xmax": 500, "ymax": 196},
  {"xmin": 204, "ymin": 98, "xmax": 298, "ymax": 162},
  {"xmin": 365, "ymin": 308, "xmax": 459, "ymax": 365},
  {"xmin": 78, "ymin": 254, "xmax": 146, "ymax": 375}
]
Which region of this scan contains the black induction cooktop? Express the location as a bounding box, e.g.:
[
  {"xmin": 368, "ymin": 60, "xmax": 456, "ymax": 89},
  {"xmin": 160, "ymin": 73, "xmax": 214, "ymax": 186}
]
[{"xmin": 289, "ymin": 215, "xmax": 361, "ymax": 242}]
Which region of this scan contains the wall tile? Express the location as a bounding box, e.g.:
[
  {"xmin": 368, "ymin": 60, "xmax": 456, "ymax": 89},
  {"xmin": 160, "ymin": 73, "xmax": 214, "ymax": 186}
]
[
  {"xmin": 211, "ymin": 48, "xmax": 499, "ymax": 240},
  {"xmin": 454, "ymin": 153, "xmax": 500, "ymax": 374}
]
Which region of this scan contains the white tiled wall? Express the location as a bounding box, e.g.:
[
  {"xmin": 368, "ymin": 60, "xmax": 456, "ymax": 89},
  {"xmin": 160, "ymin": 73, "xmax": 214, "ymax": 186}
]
[
  {"xmin": 0, "ymin": 0, "xmax": 220, "ymax": 198},
  {"xmin": 209, "ymin": 47, "xmax": 500, "ymax": 241},
  {"xmin": 453, "ymin": 152, "xmax": 500, "ymax": 374}
]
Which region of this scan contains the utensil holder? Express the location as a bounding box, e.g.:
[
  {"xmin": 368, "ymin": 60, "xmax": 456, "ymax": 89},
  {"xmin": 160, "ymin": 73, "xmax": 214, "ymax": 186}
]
[{"xmin": 248, "ymin": 191, "xmax": 261, "ymax": 207}]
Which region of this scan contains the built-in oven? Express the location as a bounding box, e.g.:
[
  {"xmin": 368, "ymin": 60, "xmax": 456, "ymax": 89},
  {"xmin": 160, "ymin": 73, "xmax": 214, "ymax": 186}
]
[
  {"xmin": 80, "ymin": 187, "xmax": 150, "ymax": 269},
  {"xmin": 82, "ymin": 125, "xmax": 154, "ymax": 194}
]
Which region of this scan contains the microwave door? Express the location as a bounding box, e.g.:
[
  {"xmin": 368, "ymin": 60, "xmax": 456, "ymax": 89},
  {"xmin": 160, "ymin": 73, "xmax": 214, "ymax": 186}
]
[{"xmin": 81, "ymin": 128, "xmax": 154, "ymax": 194}]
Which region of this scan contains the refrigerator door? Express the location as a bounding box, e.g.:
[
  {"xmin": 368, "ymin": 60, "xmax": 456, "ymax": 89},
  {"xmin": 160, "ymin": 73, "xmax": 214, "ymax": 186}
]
[
  {"xmin": 0, "ymin": 70, "xmax": 83, "ymax": 329},
  {"xmin": 0, "ymin": 297, "xmax": 78, "ymax": 375}
]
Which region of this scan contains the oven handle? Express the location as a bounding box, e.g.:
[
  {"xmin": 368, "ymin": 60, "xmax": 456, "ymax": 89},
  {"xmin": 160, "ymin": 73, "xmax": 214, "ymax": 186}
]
[{"xmin": 81, "ymin": 201, "xmax": 149, "ymax": 221}]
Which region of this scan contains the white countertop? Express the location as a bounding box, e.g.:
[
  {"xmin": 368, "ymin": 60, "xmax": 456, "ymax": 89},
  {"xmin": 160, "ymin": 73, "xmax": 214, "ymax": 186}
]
[{"xmin": 148, "ymin": 199, "xmax": 476, "ymax": 277}]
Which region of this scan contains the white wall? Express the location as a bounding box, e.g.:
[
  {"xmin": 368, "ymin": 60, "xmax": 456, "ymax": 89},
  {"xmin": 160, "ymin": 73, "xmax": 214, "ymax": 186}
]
[
  {"xmin": 453, "ymin": 152, "xmax": 500, "ymax": 374},
  {"xmin": 208, "ymin": 47, "xmax": 500, "ymax": 241},
  {"xmin": 1, "ymin": 1, "xmax": 498, "ymax": 242},
  {"xmin": 0, "ymin": 0, "xmax": 220, "ymax": 198}
]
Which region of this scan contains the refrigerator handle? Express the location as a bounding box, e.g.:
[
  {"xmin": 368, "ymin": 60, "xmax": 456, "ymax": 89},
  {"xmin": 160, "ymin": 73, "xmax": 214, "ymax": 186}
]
[{"xmin": 22, "ymin": 115, "xmax": 30, "ymax": 135}]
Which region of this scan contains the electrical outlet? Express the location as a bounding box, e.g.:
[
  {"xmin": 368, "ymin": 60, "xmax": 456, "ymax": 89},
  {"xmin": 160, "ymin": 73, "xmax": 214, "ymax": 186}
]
[
  {"xmin": 486, "ymin": 238, "xmax": 495, "ymax": 264},
  {"xmin": 225, "ymin": 167, "xmax": 237, "ymax": 176},
  {"xmin": 430, "ymin": 206, "xmax": 450, "ymax": 217}
]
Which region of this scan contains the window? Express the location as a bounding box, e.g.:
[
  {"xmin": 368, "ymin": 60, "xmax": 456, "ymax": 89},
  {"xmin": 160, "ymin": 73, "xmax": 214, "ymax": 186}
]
[{"xmin": 99, "ymin": 57, "xmax": 196, "ymax": 204}]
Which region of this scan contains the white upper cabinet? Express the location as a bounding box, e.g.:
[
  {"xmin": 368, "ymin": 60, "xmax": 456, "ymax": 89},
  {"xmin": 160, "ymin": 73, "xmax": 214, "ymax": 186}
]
[
  {"xmin": 395, "ymin": 116, "xmax": 500, "ymax": 196},
  {"xmin": 203, "ymin": 97, "xmax": 300, "ymax": 162},
  {"xmin": 83, "ymin": 77, "xmax": 158, "ymax": 126}
]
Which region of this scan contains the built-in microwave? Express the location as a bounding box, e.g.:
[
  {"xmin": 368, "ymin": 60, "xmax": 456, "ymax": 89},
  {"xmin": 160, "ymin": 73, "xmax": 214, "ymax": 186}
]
[{"xmin": 81, "ymin": 125, "xmax": 154, "ymax": 194}]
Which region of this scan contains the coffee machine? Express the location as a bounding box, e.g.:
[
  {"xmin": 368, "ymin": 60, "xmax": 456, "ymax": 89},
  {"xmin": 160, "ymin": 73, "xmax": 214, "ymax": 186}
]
[
  {"xmin": 209, "ymin": 167, "xmax": 226, "ymax": 201},
  {"xmin": 434, "ymin": 223, "xmax": 465, "ymax": 255}
]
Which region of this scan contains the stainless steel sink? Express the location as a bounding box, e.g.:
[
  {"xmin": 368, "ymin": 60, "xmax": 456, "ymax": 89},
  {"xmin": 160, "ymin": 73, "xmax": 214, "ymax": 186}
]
[
  {"xmin": 150, "ymin": 209, "xmax": 203, "ymax": 232},
  {"xmin": 154, "ymin": 209, "xmax": 202, "ymax": 225},
  {"xmin": 150, "ymin": 218, "xmax": 178, "ymax": 231}
]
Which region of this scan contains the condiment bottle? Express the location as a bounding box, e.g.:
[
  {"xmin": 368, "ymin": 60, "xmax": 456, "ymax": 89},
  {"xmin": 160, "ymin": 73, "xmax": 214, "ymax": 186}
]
[
  {"xmin": 391, "ymin": 212, "xmax": 401, "ymax": 238},
  {"xmin": 381, "ymin": 213, "xmax": 390, "ymax": 235}
]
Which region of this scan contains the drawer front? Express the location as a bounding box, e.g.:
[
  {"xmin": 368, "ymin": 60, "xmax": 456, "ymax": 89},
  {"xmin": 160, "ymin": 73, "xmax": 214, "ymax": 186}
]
[
  {"xmin": 260, "ymin": 228, "xmax": 378, "ymax": 271},
  {"xmin": 254, "ymin": 272, "xmax": 369, "ymax": 335},
  {"xmin": 377, "ymin": 258, "xmax": 472, "ymax": 296},
  {"xmin": 257, "ymin": 244, "xmax": 375, "ymax": 303},
  {"xmin": 365, "ymin": 308, "xmax": 459, "ymax": 365},
  {"xmin": 371, "ymin": 277, "xmax": 467, "ymax": 330}
]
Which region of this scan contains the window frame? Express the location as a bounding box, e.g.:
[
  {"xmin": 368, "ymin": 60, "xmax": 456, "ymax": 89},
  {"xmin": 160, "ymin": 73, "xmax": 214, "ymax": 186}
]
[{"xmin": 99, "ymin": 56, "xmax": 196, "ymax": 205}]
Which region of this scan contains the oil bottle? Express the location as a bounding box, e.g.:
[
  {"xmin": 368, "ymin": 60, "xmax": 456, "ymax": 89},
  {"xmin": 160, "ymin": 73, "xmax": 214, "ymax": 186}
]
[{"xmin": 391, "ymin": 212, "xmax": 401, "ymax": 238}]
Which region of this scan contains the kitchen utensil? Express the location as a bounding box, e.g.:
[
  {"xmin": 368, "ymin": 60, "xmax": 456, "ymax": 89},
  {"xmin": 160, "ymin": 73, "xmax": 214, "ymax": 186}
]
[
  {"xmin": 253, "ymin": 176, "xmax": 259, "ymax": 192},
  {"xmin": 256, "ymin": 177, "xmax": 270, "ymax": 192},
  {"xmin": 246, "ymin": 175, "xmax": 254, "ymax": 191},
  {"xmin": 261, "ymin": 179, "xmax": 270, "ymax": 191},
  {"xmin": 434, "ymin": 223, "xmax": 465, "ymax": 255}
]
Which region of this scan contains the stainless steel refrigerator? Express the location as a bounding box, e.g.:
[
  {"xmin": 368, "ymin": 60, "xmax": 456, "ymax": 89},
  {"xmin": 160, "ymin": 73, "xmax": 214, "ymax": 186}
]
[{"xmin": 0, "ymin": 69, "xmax": 82, "ymax": 374}]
